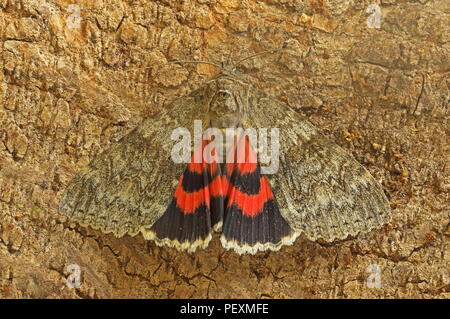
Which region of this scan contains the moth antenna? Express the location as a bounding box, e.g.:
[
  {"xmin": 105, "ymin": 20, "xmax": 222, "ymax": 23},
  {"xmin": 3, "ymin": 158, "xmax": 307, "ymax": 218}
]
[
  {"xmin": 232, "ymin": 47, "xmax": 286, "ymax": 70},
  {"xmin": 226, "ymin": 50, "xmax": 233, "ymax": 66},
  {"xmin": 169, "ymin": 60, "xmax": 222, "ymax": 69}
]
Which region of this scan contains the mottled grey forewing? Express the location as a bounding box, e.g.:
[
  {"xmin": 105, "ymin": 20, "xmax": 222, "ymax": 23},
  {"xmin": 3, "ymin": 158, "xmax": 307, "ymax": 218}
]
[
  {"xmin": 245, "ymin": 92, "xmax": 391, "ymax": 242},
  {"xmin": 60, "ymin": 95, "xmax": 205, "ymax": 238}
]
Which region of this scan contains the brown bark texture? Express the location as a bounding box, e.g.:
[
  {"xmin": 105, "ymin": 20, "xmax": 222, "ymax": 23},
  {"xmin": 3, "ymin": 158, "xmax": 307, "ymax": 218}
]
[{"xmin": 0, "ymin": 0, "xmax": 449, "ymax": 298}]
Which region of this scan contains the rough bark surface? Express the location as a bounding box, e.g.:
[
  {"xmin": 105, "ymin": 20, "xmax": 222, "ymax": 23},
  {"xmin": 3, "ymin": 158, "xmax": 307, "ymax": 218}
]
[{"xmin": 0, "ymin": 0, "xmax": 448, "ymax": 298}]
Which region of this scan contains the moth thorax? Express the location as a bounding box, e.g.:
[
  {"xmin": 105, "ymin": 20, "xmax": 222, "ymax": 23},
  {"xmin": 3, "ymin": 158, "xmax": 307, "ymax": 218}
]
[
  {"xmin": 208, "ymin": 90, "xmax": 241, "ymax": 129},
  {"xmin": 210, "ymin": 91, "xmax": 236, "ymax": 114}
]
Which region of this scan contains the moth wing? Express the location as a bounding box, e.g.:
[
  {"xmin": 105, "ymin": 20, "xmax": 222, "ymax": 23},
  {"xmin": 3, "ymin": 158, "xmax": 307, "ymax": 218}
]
[
  {"xmin": 245, "ymin": 93, "xmax": 391, "ymax": 242},
  {"xmin": 60, "ymin": 94, "xmax": 205, "ymax": 238},
  {"xmin": 220, "ymin": 133, "xmax": 298, "ymax": 254},
  {"xmin": 140, "ymin": 138, "xmax": 223, "ymax": 252}
]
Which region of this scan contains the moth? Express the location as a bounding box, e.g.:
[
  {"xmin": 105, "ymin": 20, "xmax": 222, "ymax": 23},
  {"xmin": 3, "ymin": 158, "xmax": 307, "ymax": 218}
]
[{"xmin": 60, "ymin": 56, "xmax": 391, "ymax": 255}]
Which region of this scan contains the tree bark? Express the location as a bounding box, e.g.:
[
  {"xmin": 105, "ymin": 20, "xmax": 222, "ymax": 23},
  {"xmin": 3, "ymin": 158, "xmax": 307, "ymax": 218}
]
[{"xmin": 0, "ymin": 0, "xmax": 448, "ymax": 298}]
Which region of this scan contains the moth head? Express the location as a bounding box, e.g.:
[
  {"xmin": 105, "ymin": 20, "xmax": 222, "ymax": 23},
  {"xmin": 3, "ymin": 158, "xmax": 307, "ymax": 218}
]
[
  {"xmin": 170, "ymin": 48, "xmax": 285, "ymax": 128},
  {"xmin": 208, "ymin": 75, "xmax": 243, "ymax": 128}
]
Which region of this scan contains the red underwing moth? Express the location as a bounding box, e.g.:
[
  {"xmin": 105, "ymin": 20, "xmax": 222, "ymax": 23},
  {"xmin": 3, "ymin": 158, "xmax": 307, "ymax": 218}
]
[{"xmin": 60, "ymin": 58, "xmax": 391, "ymax": 255}]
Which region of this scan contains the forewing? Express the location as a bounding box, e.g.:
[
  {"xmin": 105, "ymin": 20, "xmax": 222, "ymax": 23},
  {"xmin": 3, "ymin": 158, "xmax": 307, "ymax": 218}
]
[
  {"xmin": 60, "ymin": 95, "xmax": 204, "ymax": 238},
  {"xmin": 245, "ymin": 92, "xmax": 391, "ymax": 242}
]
